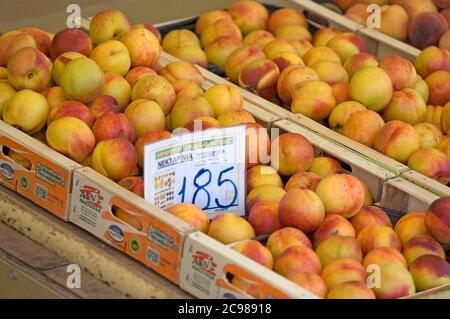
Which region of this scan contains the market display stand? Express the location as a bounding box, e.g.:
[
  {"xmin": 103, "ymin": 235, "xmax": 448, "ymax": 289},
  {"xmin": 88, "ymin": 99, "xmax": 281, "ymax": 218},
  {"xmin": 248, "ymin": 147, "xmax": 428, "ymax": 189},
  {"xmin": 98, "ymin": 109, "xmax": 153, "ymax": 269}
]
[{"xmin": 0, "ymin": 185, "xmax": 190, "ymax": 299}]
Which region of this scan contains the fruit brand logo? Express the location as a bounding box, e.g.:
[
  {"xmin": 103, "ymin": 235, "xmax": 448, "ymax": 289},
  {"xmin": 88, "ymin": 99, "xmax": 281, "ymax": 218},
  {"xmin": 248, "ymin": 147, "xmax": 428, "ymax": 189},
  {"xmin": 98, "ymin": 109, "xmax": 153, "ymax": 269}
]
[
  {"xmin": 19, "ymin": 174, "xmax": 30, "ymax": 191},
  {"xmin": 0, "ymin": 162, "xmax": 14, "ymax": 180},
  {"xmin": 192, "ymin": 251, "xmax": 217, "ymax": 280},
  {"xmin": 221, "ymin": 293, "xmax": 237, "ymax": 299},
  {"xmin": 79, "ymin": 185, "xmax": 104, "ymax": 213},
  {"xmin": 108, "ymin": 225, "xmax": 124, "ymax": 243}
]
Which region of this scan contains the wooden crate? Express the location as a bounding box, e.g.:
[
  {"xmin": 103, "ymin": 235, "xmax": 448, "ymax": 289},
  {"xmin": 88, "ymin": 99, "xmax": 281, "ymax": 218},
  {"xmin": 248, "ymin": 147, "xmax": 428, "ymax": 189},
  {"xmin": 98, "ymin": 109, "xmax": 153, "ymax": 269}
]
[{"xmin": 0, "ymin": 121, "xmax": 80, "ymax": 220}]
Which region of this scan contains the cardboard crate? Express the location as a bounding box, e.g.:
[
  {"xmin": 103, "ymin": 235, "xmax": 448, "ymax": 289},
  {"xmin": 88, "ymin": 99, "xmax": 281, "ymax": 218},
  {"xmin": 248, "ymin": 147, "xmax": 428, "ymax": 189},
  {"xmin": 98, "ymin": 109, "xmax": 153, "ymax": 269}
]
[
  {"xmin": 70, "ymin": 168, "xmax": 194, "ymax": 284},
  {"xmin": 0, "ymin": 121, "xmax": 80, "ymax": 220}
]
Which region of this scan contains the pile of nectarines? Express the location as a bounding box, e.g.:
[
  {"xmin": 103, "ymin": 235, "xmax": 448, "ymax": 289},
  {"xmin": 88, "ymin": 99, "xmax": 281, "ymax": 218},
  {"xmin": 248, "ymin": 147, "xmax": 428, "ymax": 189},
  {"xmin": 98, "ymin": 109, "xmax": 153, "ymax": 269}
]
[{"xmin": 160, "ymin": 0, "xmax": 450, "ymax": 184}]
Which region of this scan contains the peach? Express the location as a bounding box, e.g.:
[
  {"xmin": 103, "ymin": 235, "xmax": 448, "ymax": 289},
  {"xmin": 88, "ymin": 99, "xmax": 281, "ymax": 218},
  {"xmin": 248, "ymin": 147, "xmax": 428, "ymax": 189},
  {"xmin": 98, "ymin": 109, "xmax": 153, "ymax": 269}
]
[
  {"xmin": 278, "ymin": 189, "xmax": 325, "ymax": 234},
  {"xmin": 267, "ymin": 8, "xmax": 307, "ymax": 34},
  {"xmin": 0, "ymin": 31, "xmax": 36, "ymax": 67},
  {"xmin": 270, "ymin": 51, "xmax": 304, "ymax": 72},
  {"xmin": 203, "ymin": 84, "xmax": 243, "ymax": 117},
  {"xmin": 227, "ymin": 0, "xmax": 269, "ymax": 35},
  {"xmin": 184, "ymin": 116, "xmax": 220, "ymax": 132},
  {"xmin": 274, "ymin": 245, "xmax": 322, "ymax": 276},
  {"xmin": 91, "ymin": 138, "xmax": 137, "ymax": 181},
  {"xmin": 3, "ymin": 90, "xmax": 49, "ymax": 135},
  {"xmin": 92, "ymin": 112, "xmax": 135, "ymax": 143},
  {"xmin": 208, "ymin": 213, "xmax": 255, "ymax": 244},
  {"xmin": 120, "ymin": 28, "xmax": 160, "ymax": 69},
  {"xmin": 291, "ymin": 80, "xmax": 336, "ymax": 121},
  {"xmin": 442, "ymin": 102, "xmax": 450, "ymax": 133},
  {"xmin": 395, "ymin": 0, "xmax": 437, "ymax": 17},
  {"xmin": 0, "ymin": 67, "xmax": 6, "ymax": 79},
  {"xmin": 204, "ymin": 36, "xmax": 242, "ymax": 70},
  {"xmin": 246, "ymin": 180, "xmax": 285, "ymax": 210},
  {"xmin": 372, "ymin": 263, "xmax": 416, "ymax": 299},
  {"xmin": 263, "ymin": 40, "xmax": 298, "ymax": 61},
  {"xmin": 135, "ymin": 130, "xmax": 172, "ymax": 168},
  {"xmin": 170, "ymin": 96, "xmax": 213, "ymax": 129},
  {"xmin": 89, "ymin": 40, "xmax": 131, "ymax": 76},
  {"xmin": 51, "ymin": 51, "xmax": 85, "ymax": 85},
  {"xmin": 290, "ymin": 39, "xmax": 314, "ymax": 58},
  {"xmin": 174, "ymin": 81, "xmax": 204, "ymax": 100},
  {"xmin": 327, "ymin": 281, "xmax": 376, "ymax": 299},
  {"xmin": 328, "ymin": 101, "xmax": 366, "ymax": 133},
  {"xmin": 50, "ymin": 28, "xmax": 92, "ymax": 60},
  {"xmin": 357, "ymin": 225, "xmax": 402, "ymax": 254},
  {"xmin": 414, "ymin": 46, "xmax": 450, "ymax": 79},
  {"xmin": 332, "ymin": 0, "xmax": 356, "ymax": 11},
  {"xmin": 159, "ymin": 61, "xmax": 203, "ymax": 87},
  {"xmin": 124, "ymin": 66, "xmax": 156, "ymax": 88},
  {"xmin": 413, "ymin": 76, "xmax": 430, "ymax": 104},
  {"xmin": 0, "ymin": 80, "xmax": 16, "ymax": 116},
  {"xmin": 224, "ymin": 46, "xmax": 265, "ymax": 83},
  {"xmin": 310, "ymin": 61, "xmax": 349, "ymax": 85},
  {"xmin": 361, "ymin": 181, "xmax": 374, "ymax": 207},
  {"xmin": 426, "ymin": 70, "xmax": 450, "ymax": 106},
  {"xmin": 437, "ymin": 136, "xmax": 450, "ymax": 158},
  {"xmin": 20, "ymin": 27, "xmax": 51, "ymax": 57},
  {"xmin": 407, "ymin": 148, "xmax": 450, "ymax": 183},
  {"xmin": 7, "ymin": 47, "xmax": 52, "ymax": 92},
  {"xmin": 439, "ymin": 30, "xmax": 450, "ymax": 50},
  {"xmin": 410, "ymin": 255, "xmax": 450, "ymax": 292},
  {"xmin": 442, "ymin": 8, "xmax": 450, "ymax": 26},
  {"xmin": 273, "ymin": 25, "xmax": 311, "ymax": 42},
  {"xmin": 408, "ymin": 12, "xmax": 448, "ymax": 49},
  {"xmin": 315, "ymin": 174, "xmax": 365, "ymax": 218},
  {"xmin": 315, "ymin": 235, "xmax": 363, "ymax": 268},
  {"xmin": 266, "ymin": 227, "xmax": 312, "ymax": 259},
  {"xmin": 131, "ymin": 74, "xmax": 175, "ymax": 115},
  {"xmin": 89, "ymin": 9, "xmax": 131, "ymax": 45},
  {"xmin": 248, "ymin": 202, "xmax": 281, "ymax": 236},
  {"xmin": 302, "ymin": 47, "xmax": 341, "ymax": 67},
  {"xmin": 230, "ymin": 277, "xmax": 264, "ymax": 298},
  {"xmin": 132, "ymin": 23, "xmax": 161, "ymax": 42},
  {"xmin": 349, "ymin": 67, "xmax": 393, "ymax": 112},
  {"xmin": 118, "ymin": 176, "xmax": 144, "ymax": 198},
  {"xmin": 350, "ymin": 206, "xmax": 393, "ymax": 236},
  {"xmin": 327, "ymin": 32, "xmax": 365, "ymax": 63},
  {"xmin": 414, "ymin": 123, "xmax": 443, "ymax": 149},
  {"xmin": 46, "ymin": 117, "xmax": 95, "ymax": 163},
  {"xmin": 395, "ymin": 212, "xmax": 430, "ymax": 246},
  {"xmin": 233, "ymin": 240, "xmax": 273, "ymax": 269},
  {"xmin": 313, "ymin": 214, "xmax": 355, "ymax": 248},
  {"xmin": 308, "ymin": 157, "xmax": 342, "ymax": 178},
  {"xmin": 346, "ymin": 3, "xmax": 370, "ymax": 21},
  {"xmin": 124, "ymin": 99, "xmax": 165, "ymax": 138},
  {"xmin": 217, "ymin": 109, "xmax": 255, "ymax": 127},
  {"xmin": 60, "ymin": 57, "xmax": 104, "ymax": 104},
  {"xmin": 271, "ymin": 132, "xmax": 314, "ymax": 176},
  {"xmin": 195, "ymin": 10, "xmax": 233, "ymax": 35},
  {"xmin": 425, "ymin": 196, "xmax": 450, "ymax": 244},
  {"xmin": 88, "ymin": 95, "xmax": 120, "ymax": 120},
  {"xmin": 43, "ymin": 86, "xmax": 69, "ymax": 110},
  {"xmin": 101, "ymin": 72, "xmax": 131, "ymax": 110},
  {"xmin": 48, "ymin": 101, "xmax": 94, "ymax": 127},
  {"xmin": 343, "ymin": 53, "xmax": 379, "ymax": 79},
  {"xmin": 343, "ymin": 110, "xmax": 385, "ymax": 147},
  {"xmin": 378, "ymin": 4, "xmax": 409, "ymax": 41},
  {"xmin": 162, "ymin": 29, "xmax": 200, "ymax": 52},
  {"xmin": 374, "ymin": 120, "xmax": 421, "ymax": 164},
  {"xmin": 167, "ymin": 203, "xmax": 209, "ymax": 233},
  {"xmin": 362, "ymin": 247, "xmax": 407, "ymax": 269},
  {"xmin": 321, "ymin": 258, "xmax": 367, "ymax": 290},
  {"xmin": 332, "ymin": 83, "xmax": 350, "ymax": 104},
  {"xmin": 242, "ymin": 30, "xmax": 274, "ymax": 49},
  {"xmin": 285, "ymin": 172, "xmax": 321, "ymax": 192},
  {"xmin": 166, "ymin": 45, "xmax": 208, "ymax": 69},
  {"xmin": 238, "ymin": 58, "xmax": 280, "ymax": 100},
  {"xmin": 383, "ymin": 89, "xmax": 427, "ymax": 126},
  {"xmin": 403, "ymin": 234, "xmax": 446, "ymax": 266},
  {"xmin": 277, "ymin": 65, "xmax": 319, "ymax": 105},
  {"xmin": 285, "ymin": 272, "xmax": 327, "ymax": 298},
  {"xmin": 379, "ymin": 55, "xmax": 418, "ymax": 91},
  {"xmin": 247, "ymin": 165, "xmax": 283, "ymax": 193},
  {"xmin": 312, "ymin": 28, "xmax": 340, "ymax": 47},
  {"xmin": 200, "ymin": 19, "xmax": 242, "ymax": 48}
]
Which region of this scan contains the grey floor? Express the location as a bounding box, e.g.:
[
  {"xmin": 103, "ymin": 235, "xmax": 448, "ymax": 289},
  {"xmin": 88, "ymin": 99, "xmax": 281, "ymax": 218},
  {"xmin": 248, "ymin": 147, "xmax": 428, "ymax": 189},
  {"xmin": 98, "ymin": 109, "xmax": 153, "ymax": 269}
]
[{"xmin": 0, "ymin": 0, "xmax": 236, "ymax": 33}]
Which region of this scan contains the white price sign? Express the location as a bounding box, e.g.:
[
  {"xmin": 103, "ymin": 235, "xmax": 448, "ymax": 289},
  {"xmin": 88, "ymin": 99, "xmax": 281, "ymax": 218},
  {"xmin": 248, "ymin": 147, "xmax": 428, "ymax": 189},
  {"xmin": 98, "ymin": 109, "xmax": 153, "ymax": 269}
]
[{"xmin": 143, "ymin": 126, "xmax": 246, "ymax": 218}]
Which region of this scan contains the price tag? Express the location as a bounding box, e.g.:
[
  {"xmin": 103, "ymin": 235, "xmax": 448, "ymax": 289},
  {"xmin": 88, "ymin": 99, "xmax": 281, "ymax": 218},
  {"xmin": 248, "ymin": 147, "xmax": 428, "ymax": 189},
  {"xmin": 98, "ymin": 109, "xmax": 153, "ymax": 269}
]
[{"xmin": 143, "ymin": 126, "xmax": 246, "ymax": 218}]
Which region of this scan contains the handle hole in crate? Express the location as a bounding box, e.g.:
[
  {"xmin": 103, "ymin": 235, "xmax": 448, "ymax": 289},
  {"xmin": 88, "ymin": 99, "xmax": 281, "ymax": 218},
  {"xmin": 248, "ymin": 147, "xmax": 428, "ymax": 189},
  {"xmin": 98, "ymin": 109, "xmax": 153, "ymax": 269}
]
[
  {"xmin": 2, "ymin": 146, "xmax": 32, "ymax": 170},
  {"xmin": 112, "ymin": 205, "xmax": 143, "ymax": 231}
]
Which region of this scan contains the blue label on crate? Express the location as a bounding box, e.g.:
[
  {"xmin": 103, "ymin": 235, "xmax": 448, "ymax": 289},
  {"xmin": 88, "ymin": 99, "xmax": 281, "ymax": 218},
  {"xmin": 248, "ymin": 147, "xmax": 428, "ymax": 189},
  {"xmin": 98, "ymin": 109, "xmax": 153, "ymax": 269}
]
[
  {"xmin": 0, "ymin": 163, "xmax": 14, "ymax": 180},
  {"xmin": 108, "ymin": 225, "xmax": 124, "ymax": 243}
]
